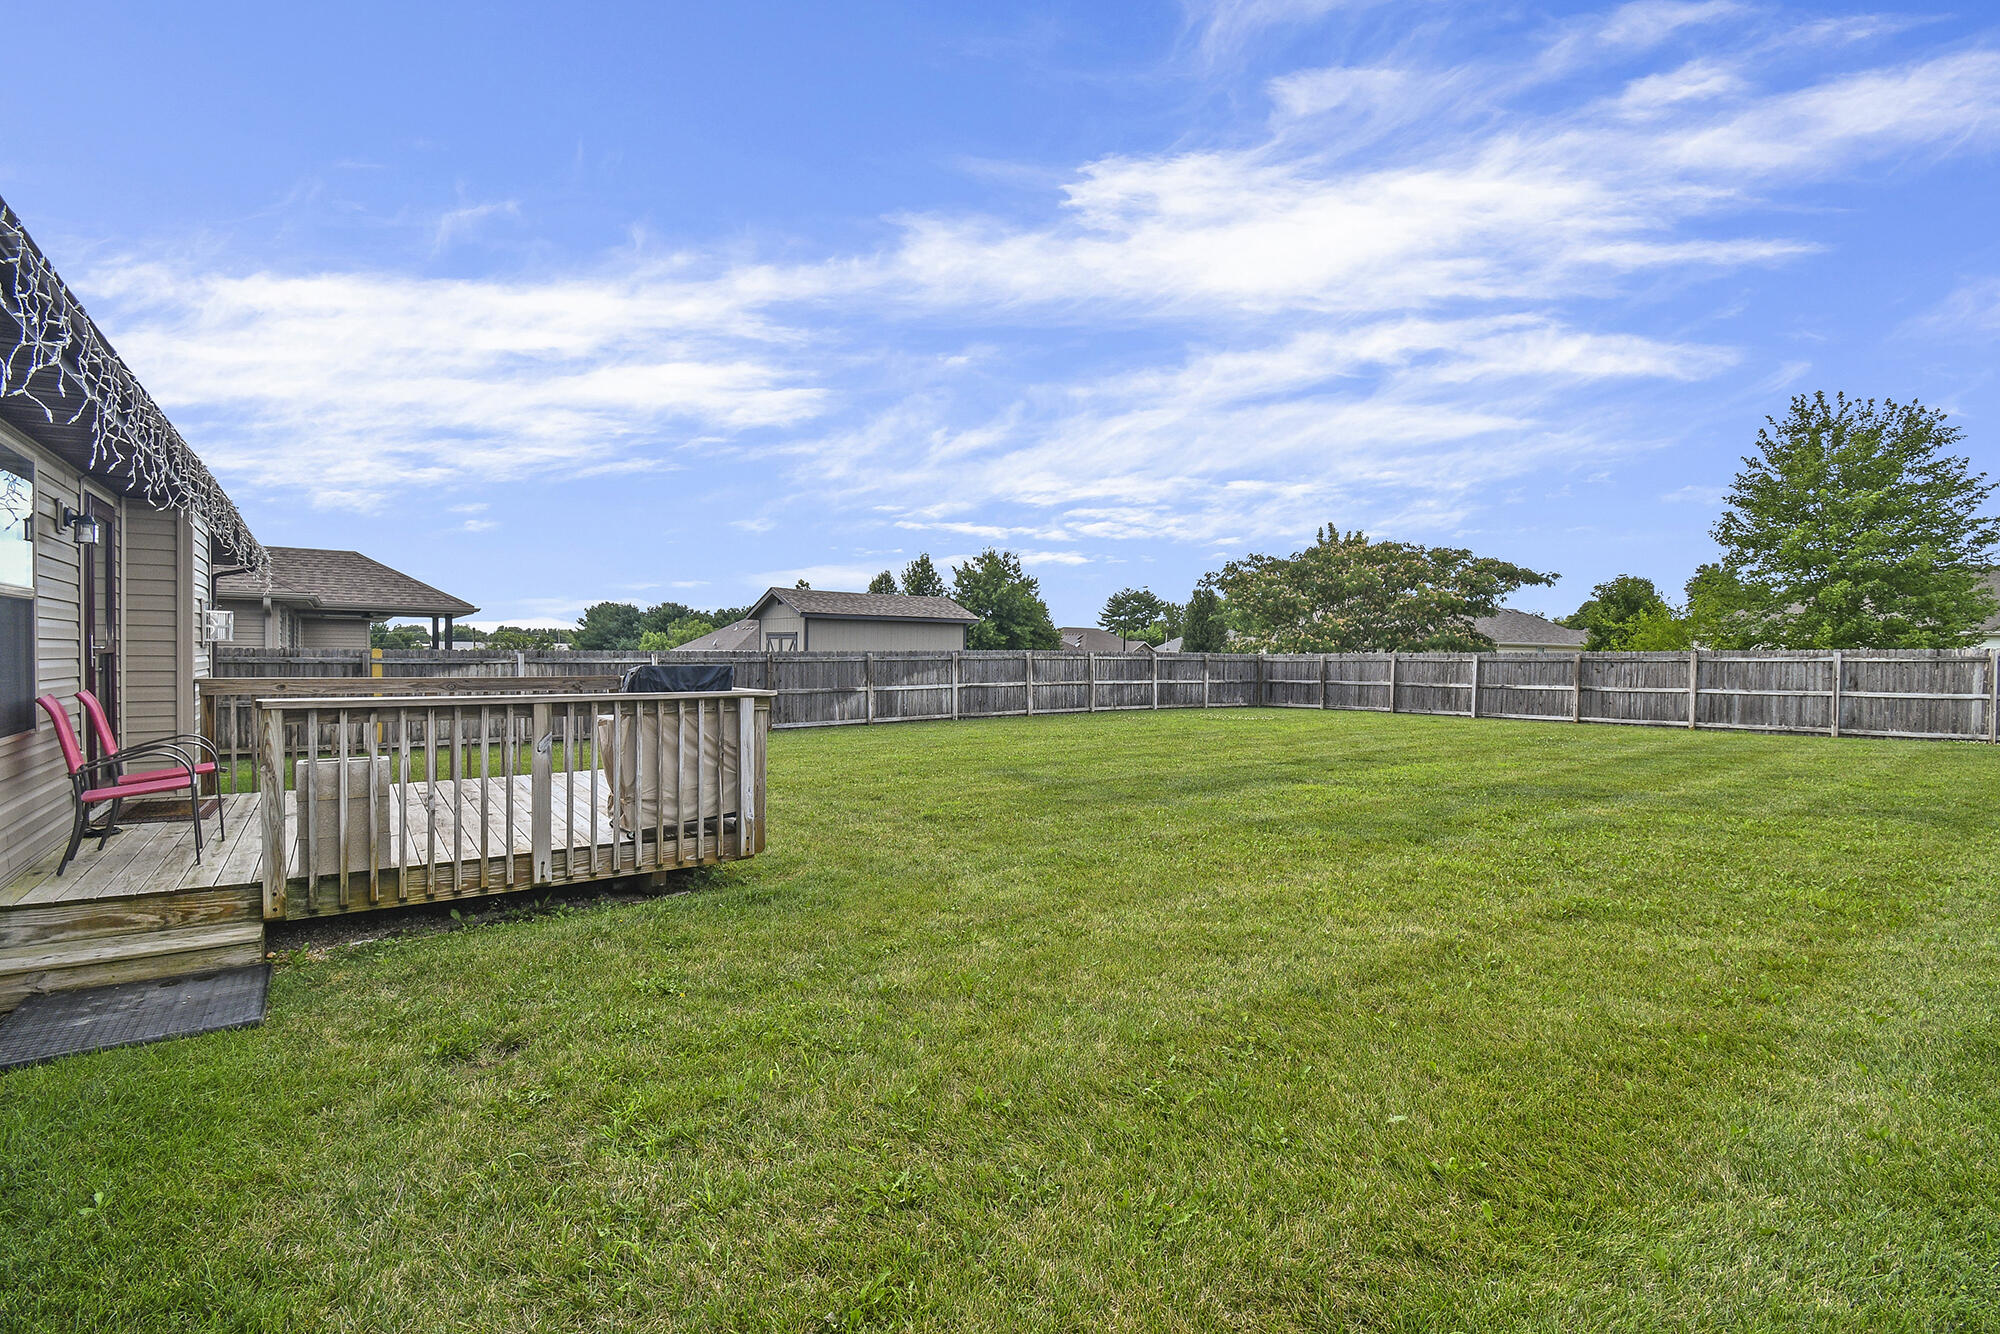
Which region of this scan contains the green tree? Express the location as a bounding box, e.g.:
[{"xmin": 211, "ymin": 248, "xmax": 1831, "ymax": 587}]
[
  {"xmin": 638, "ymin": 616, "xmax": 715, "ymax": 651},
  {"xmin": 1713, "ymin": 393, "xmax": 2000, "ymax": 648},
  {"xmin": 951, "ymin": 549, "xmax": 1060, "ymax": 650},
  {"xmin": 867, "ymin": 570, "xmax": 899, "ymax": 594},
  {"xmin": 574, "ymin": 601, "xmax": 645, "ymax": 650},
  {"xmin": 1681, "ymin": 563, "xmax": 1753, "ymax": 648},
  {"xmin": 370, "ymin": 621, "xmax": 429, "ymax": 650},
  {"xmin": 901, "ymin": 553, "xmax": 948, "ymax": 600},
  {"xmin": 487, "ymin": 625, "xmax": 557, "ymax": 650},
  {"xmin": 1098, "ymin": 587, "xmax": 1167, "ymax": 647},
  {"xmin": 794, "ymin": 578, "xmax": 811, "ymax": 589},
  {"xmin": 1182, "ymin": 584, "xmax": 1228, "ymax": 651},
  {"xmin": 1562, "ymin": 575, "xmax": 1676, "ymax": 650},
  {"xmin": 1213, "ymin": 527, "xmax": 1555, "ymax": 653}
]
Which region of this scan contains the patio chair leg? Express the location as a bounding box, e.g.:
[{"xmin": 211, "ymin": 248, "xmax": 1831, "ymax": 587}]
[
  {"xmin": 55, "ymin": 799, "xmax": 88, "ymax": 877},
  {"xmin": 92, "ymin": 798, "xmax": 124, "ymax": 854},
  {"xmin": 189, "ymin": 791, "xmax": 204, "ymax": 864}
]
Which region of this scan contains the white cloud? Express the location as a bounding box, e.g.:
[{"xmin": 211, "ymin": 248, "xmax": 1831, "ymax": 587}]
[{"xmin": 69, "ymin": 11, "xmax": 2000, "ymax": 559}]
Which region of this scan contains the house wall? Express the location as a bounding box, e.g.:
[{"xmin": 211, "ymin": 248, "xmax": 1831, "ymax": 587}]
[
  {"xmin": 0, "ymin": 424, "xmax": 87, "ymax": 887},
  {"xmin": 299, "ymin": 615, "xmax": 371, "ymax": 650},
  {"xmin": 801, "ymin": 618, "xmax": 968, "ymax": 652},
  {"xmin": 758, "ymin": 603, "xmax": 805, "ymax": 650},
  {"xmin": 218, "ymin": 597, "xmax": 304, "ymax": 649},
  {"xmin": 121, "ymin": 504, "xmax": 189, "ymax": 748}
]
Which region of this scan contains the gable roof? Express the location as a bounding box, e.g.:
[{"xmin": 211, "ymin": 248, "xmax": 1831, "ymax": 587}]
[
  {"xmin": 1474, "ymin": 607, "xmax": 1586, "ymax": 648},
  {"xmin": 752, "ymin": 587, "xmax": 978, "ymax": 623},
  {"xmin": 215, "ymin": 546, "xmax": 477, "ymax": 617},
  {"xmin": 668, "ymin": 617, "xmax": 762, "ymax": 652}
]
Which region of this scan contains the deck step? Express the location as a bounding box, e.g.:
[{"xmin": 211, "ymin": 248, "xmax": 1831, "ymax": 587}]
[{"xmin": 0, "ymin": 888, "xmax": 266, "ymax": 1014}]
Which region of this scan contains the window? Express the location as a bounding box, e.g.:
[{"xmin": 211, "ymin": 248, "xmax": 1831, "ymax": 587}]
[
  {"xmin": 0, "ymin": 443, "xmax": 34, "ymax": 738},
  {"xmin": 764, "ymin": 632, "xmax": 798, "ymax": 651}
]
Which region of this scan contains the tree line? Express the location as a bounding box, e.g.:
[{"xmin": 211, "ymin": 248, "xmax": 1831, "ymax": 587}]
[{"xmin": 379, "ymin": 394, "xmax": 1996, "ymax": 656}]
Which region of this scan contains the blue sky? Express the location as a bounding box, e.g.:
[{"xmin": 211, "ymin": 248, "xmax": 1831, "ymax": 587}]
[{"xmin": 3, "ymin": 1, "xmax": 1997, "ymax": 627}]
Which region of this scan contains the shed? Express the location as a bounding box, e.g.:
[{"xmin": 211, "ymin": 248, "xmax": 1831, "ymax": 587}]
[
  {"xmin": 213, "ymin": 547, "xmax": 477, "ymax": 650},
  {"xmin": 744, "ymin": 587, "xmax": 977, "ymax": 652}
]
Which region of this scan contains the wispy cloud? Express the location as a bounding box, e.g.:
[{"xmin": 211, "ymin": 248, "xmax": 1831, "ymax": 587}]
[{"xmin": 68, "ymin": 5, "xmax": 2000, "ymax": 564}]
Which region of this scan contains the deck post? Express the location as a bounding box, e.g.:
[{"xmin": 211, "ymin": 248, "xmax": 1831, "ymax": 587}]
[
  {"xmin": 530, "ymin": 700, "xmax": 553, "ymax": 883},
  {"xmin": 738, "ymin": 694, "xmax": 756, "ymax": 856},
  {"xmin": 257, "ymin": 704, "xmax": 286, "ymax": 918}
]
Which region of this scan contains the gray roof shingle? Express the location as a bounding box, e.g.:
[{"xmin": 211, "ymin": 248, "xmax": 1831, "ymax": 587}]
[
  {"xmin": 1473, "ymin": 607, "xmax": 1586, "ymax": 648},
  {"xmin": 215, "ymin": 547, "xmax": 478, "ymax": 617},
  {"xmin": 757, "ymin": 587, "xmax": 977, "ymax": 623}
]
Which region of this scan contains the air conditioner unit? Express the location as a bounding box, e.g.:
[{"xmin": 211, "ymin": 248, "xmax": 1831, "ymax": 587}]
[{"xmin": 200, "ymin": 608, "xmax": 235, "ymax": 643}]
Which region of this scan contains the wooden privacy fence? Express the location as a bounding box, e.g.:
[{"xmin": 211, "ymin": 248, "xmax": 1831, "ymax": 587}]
[
  {"xmin": 202, "ymin": 647, "xmax": 2000, "ymax": 745},
  {"xmin": 247, "ymin": 689, "xmax": 771, "ymax": 918}
]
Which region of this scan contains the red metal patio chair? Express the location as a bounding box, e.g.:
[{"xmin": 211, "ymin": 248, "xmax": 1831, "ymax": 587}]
[
  {"xmin": 75, "ymin": 690, "xmax": 225, "ymax": 841},
  {"xmin": 34, "ymin": 695, "xmax": 213, "ymax": 877}
]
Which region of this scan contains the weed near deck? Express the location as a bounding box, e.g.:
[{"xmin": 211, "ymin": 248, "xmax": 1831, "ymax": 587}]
[{"xmin": 3, "ymin": 708, "xmax": 1997, "ymax": 1329}]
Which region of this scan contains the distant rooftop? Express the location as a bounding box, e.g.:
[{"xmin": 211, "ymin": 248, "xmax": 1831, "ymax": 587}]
[
  {"xmin": 755, "ymin": 587, "xmax": 977, "ymax": 623},
  {"xmin": 216, "ymin": 546, "xmax": 477, "ymax": 618}
]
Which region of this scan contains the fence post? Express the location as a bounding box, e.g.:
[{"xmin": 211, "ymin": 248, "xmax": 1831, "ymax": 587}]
[
  {"xmin": 1387, "ymin": 652, "xmax": 1398, "ymax": 714},
  {"xmin": 1150, "ymin": 652, "xmax": 1159, "ymax": 710},
  {"xmin": 864, "ymin": 654, "xmax": 876, "ymax": 723},
  {"xmin": 951, "ymin": 652, "xmax": 961, "ymax": 720},
  {"xmin": 1829, "ymin": 650, "xmax": 1842, "ymax": 738},
  {"xmin": 1256, "ymin": 654, "xmax": 1267, "ymax": 707},
  {"xmin": 1319, "ymin": 655, "xmax": 1329, "ymax": 709},
  {"xmin": 1088, "ymin": 654, "xmax": 1097, "ymax": 712},
  {"xmin": 530, "ymin": 701, "xmax": 553, "ymax": 882},
  {"xmin": 1990, "ymin": 650, "xmax": 1998, "ymax": 744},
  {"xmin": 1570, "ymin": 653, "xmax": 1583, "ymax": 723},
  {"xmin": 1687, "ymin": 649, "xmax": 1700, "ymax": 729},
  {"xmin": 1024, "ymin": 651, "xmax": 1034, "ymax": 716},
  {"xmin": 257, "ymin": 705, "xmax": 287, "ymax": 918},
  {"xmin": 1469, "ymin": 654, "xmax": 1480, "ymax": 719},
  {"xmin": 514, "ymin": 650, "xmax": 525, "ymax": 676}
]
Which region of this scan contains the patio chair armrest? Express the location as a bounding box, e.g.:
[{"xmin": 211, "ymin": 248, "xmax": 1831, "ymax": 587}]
[{"xmin": 114, "ymin": 736, "xmax": 216, "ymax": 770}]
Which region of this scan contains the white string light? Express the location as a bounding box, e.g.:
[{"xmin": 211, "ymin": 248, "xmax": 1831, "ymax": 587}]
[{"xmin": 0, "ymin": 196, "xmax": 264, "ymax": 575}]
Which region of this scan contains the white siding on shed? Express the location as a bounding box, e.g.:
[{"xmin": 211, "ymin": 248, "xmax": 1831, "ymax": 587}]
[{"xmin": 300, "ymin": 615, "xmax": 371, "ymax": 649}]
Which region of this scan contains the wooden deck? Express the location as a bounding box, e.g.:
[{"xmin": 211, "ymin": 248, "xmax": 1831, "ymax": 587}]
[{"xmin": 0, "ymin": 771, "xmax": 723, "ymax": 917}]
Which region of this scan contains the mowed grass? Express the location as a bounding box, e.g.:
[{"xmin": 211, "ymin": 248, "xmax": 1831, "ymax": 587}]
[{"xmin": 3, "ymin": 709, "xmax": 1999, "ymax": 1331}]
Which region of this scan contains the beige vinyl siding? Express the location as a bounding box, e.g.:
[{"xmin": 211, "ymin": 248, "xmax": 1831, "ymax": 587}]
[
  {"xmin": 758, "ymin": 603, "xmax": 805, "ymax": 649},
  {"xmin": 0, "ymin": 425, "xmax": 84, "ymax": 886},
  {"xmin": 300, "ymin": 615, "xmax": 371, "ymax": 650},
  {"xmin": 190, "ymin": 511, "xmax": 211, "ymax": 686},
  {"xmin": 121, "ymin": 504, "xmax": 186, "ymax": 748},
  {"xmin": 217, "ymin": 598, "xmax": 267, "ymax": 647},
  {"xmin": 801, "ymin": 617, "xmax": 968, "ymax": 652}
]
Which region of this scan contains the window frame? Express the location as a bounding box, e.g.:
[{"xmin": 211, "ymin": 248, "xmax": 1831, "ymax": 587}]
[{"xmin": 0, "ymin": 441, "xmax": 36, "ymax": 739}]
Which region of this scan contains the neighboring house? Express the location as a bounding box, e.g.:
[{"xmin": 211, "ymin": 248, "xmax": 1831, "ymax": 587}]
[
  {"xmin": 736, "ymin": 587, "xmax": 978, "ymax": 652},
  {"xmin": 669, "ymin": 618, "xmax": 762, "ymax": 652},
  {"xmin": 1977, "ymin": 570, "xmax": 2000, "ymax": 651},
  {"xmin": 0, "ymin": 197, "xmax": 264, "ymax": 886},
  {"xmin": 1059, "ymin": 626, "xmax": 1150, "ymax": 652},
  {"xmin": 1474, "ymin": 608, "xmax": 1588, "ymax": 653},
  {"xmin": 213, "ymin": 546, "xmax": 478, "ymax": 650}
]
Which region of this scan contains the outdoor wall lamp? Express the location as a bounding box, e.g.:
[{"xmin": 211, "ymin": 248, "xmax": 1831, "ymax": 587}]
[{"xmin": 59, "ymin": 506, "xmax": 101, "ymax": 546}]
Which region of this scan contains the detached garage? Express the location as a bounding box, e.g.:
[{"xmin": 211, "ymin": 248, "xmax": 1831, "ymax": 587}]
[{"xmin": 744, "ymin": 587, "xmax": 977, "ymax": 652}]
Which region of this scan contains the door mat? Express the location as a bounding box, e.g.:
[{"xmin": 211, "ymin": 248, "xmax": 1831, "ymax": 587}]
[
  {"xmin": 119, "ymin": 795, "xmax": 223, "ymax": 824},
  {"xmin": 0, "ymin": 965, "xmax": 269, "ymax": 1071}
]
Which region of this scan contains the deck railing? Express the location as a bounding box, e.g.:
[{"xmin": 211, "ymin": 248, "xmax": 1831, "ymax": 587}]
[{"xmin": 247, "ymin": 690, "xmax": 772, "ymax": 918}]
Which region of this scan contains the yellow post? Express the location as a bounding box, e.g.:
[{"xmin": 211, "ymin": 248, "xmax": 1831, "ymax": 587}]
[{"xmin": 371, "ymin": 647, "xmax": 384, "ymax": 679}]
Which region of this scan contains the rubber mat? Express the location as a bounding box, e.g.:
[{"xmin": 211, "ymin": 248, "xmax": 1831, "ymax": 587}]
[{"xmin": 0, "ymin": 965, "xmax": 269, "ymax": 1071}]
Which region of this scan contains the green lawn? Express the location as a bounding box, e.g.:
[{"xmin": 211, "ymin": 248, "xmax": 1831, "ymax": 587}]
[{"xmin": 4, "ymin": 709, "xmax": 1998, "ymax": 1330}]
